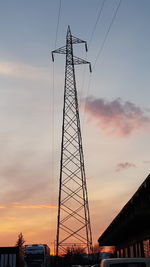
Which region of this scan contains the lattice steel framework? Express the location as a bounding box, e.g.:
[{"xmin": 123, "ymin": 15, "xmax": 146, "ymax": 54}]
[{"xmin": 52, "ymin": 26, "xmax": 92, "ymax": 256}]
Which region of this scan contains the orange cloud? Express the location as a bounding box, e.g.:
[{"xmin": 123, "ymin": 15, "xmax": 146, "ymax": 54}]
[
  {"xmin": 82, "ymin": 97, "xmax": 150, "ymax": 137},
  {"xmin": 0, "ymin": 205, "xmax": 6, "ymax": 209},
  {"xmin": 13, "ymin": 204, "xmax": 58, "ymax": 209},
  {"xmin": 4, "ymin": 216, "xmax": 16, "ymax": 221},
  {"xmin": 116, "ymin": 162, "xmax": 136, "ymax": 172}
]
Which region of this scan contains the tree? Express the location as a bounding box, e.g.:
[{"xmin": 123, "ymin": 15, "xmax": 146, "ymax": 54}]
[
  {"xmin": 65, "ymin": 245, "xmax": 86, "ymax": 256},
  {"xmin": 64, "ymin": 246, "xmax": 86, "ymax": 265},
  {"xmin": 15, "ymin": 232, "xmax": 25, "ymax": 248},
  {"xmin": 15, "ymin": 232, "xmax": 25, "ymax": 267},
  {"xmin": 92, "ymin": 243, "xmax": 101, "ymax": 253}
]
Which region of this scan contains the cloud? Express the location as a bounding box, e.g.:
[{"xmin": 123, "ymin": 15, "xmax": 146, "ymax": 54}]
[
  {"xmin": 0, "ymin": 205, "xmax": 6, "ymax": 209},
  {"xmin": 4, "ymin": 216, "xmax": 16, "ymax": 221},
  {"xmin": 0, "ymin": 61, "xmax": 50, "ymax": 82},
  {"xmin": 82, "ymin": 96, "xmax": 150, "ymax": 137},
  {"xmin": 0, "ymin": 181, "xmax": 49, "ymax": 205},
  {"xmin": 143, "ymin": 160, "xmax": 150, "ymax": 164},
  {"xmin": 0, "ymin": 147, "xmax": 51, "ymax": 205},
  {"xmin": 116, "ymin": 162, "xmax": 136, "ymax": 172},
  {"xmin": 13, "ymin": 204, "xmax": 57, "ymax": 209}
]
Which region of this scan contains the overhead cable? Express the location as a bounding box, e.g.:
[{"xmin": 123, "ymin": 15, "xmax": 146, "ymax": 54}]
[
  {"xmin": 51, "ymin": 0, "xmax": 62, "ymax": 206},
  {"xmin": 80, "ymin": 0, "xmax": 106, "ymax": 105},
  {"xmin": 88, "ymin": 0, "xmax": 106, "ymax": 48},
  {"xmin": 82, "ymin": 0, "xmax": 122, "ymax": 131},
  {"xmin": 54, "ymin": 0, "xmax": 62, "ymax": 49},
  {"xmin": 93, "ymin": 0, "xmax": 122, "ymax": 70}
]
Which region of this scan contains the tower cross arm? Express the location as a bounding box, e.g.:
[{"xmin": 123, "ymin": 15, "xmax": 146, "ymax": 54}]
[
  {"xmin": 51, "ymin": 46, "xmax": 66, "ymax": 62},
  {"xmin": 73, "ymin": 56, "xmax": 92, "ymax": 73},
  {"xmin": 72, "ymin": 36, "xmax": 88, "ymax": 51}
]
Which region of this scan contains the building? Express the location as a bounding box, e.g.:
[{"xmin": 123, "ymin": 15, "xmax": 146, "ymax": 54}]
[
  {"xmin": 0, "ymin": 246, "xmax": 24, "ymax": 267},
  {"xmin": 98, "ymin": 174, "xmax": 150, "ymax": 257}
]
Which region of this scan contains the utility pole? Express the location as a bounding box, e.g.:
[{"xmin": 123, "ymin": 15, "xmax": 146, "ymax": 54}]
[{"xmin": 52, "ymin": 26, "xmax": 92, "ymax": 256}]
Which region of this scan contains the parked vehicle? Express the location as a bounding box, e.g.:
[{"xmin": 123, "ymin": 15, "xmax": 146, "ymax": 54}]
[
  {"xmin": 100, "ymin": 258, "xmax": 150, "ymax": 267},
  {"xmin": 24, "ymin": 244, "xmax": 50, "ymax": 267}
]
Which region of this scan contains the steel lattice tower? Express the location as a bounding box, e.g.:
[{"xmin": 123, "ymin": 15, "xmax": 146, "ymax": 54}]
[{"xmin": 52, "ymin": 26, "xmax": 92, "ymax": 255}]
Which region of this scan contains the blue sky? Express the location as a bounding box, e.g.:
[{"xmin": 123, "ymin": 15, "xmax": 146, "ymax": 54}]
[{"xmin": 0, "ymin": 0, "xmax": 150, "ymax": 251}]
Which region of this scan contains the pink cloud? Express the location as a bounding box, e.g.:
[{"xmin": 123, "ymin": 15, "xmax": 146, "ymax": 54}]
[
  {"xmin": 82, "ymin": 97, "xmax": 150, "ymax": 137},
  {"xmin": 116, "ymin": 162, "xmax": 136, "ymax": 172},
  {"xmin": 143, "ymin": 160, "xmax": 150, "ymax": 164}
]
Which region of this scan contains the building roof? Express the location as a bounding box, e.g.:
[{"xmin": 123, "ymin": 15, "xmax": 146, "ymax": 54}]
[{"xmin": 98, "ymin": 174, "xmax": 150, "ymax": 247}]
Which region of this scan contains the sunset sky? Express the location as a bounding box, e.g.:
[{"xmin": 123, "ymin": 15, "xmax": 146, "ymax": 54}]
[{"xmin": 0, "ymin": 0, "xmax": 150, "ymax": 254}]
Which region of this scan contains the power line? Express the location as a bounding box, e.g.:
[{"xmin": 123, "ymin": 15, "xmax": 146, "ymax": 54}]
[
  {"xmin": 51, "ymin": 0, "xmax": 62, "ymax": 221},
  {"xmin": 88, "ymin": 0, "xmax": 106, "ymax": 48},
  {"xmin": 54, "ymin": 0, "xmax": 62, "ymax": 49},
  {"xmin": 82, "ymin": 0, "xmax": 122, "ymax": 132},
  {"xmin": 52, "ymin": 0, "xmax": 62, "ymax": 179},
  {"xmin": 93, "ymin": 0, "xmax": 122, "ymax": 70},
  {"xmin": 79, "ymin": 0, "xmax": 106, "ymax": 106}
]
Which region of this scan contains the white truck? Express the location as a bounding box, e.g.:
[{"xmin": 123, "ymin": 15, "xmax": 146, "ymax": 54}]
[
  {"xmin": 100, "ymin": 258, "xmax": 150, "ymax": 267},
  {"xmin": 24, "ymin": 244, "xmax": 50, "ymax": 267}
]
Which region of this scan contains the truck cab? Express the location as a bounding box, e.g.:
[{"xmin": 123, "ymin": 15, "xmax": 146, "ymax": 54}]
[{"xmin": 25, "ymin": 244, "xmax": 45, "ymax": 266}]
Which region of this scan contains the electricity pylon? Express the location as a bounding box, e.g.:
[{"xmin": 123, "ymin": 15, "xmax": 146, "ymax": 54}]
[{"xmin": 52, "ymin": 26, "xmax": 92, "ymax": 256}]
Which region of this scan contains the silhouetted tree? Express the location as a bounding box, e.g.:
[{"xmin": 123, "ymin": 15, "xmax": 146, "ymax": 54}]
[
  {"xmin": 92, "ymin": 243, "xmax": 101, "ymax": 253},
  {"xmin": 64, "ymin": 246, "xmax": 86, "ymax": 265},
  {"xmin": 15, "ymin": 232, "xmax": 25, "ymax": 248},
  {"xmin": 15, "ymin": 232, "xmax": 25, "ymax": 267}
]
